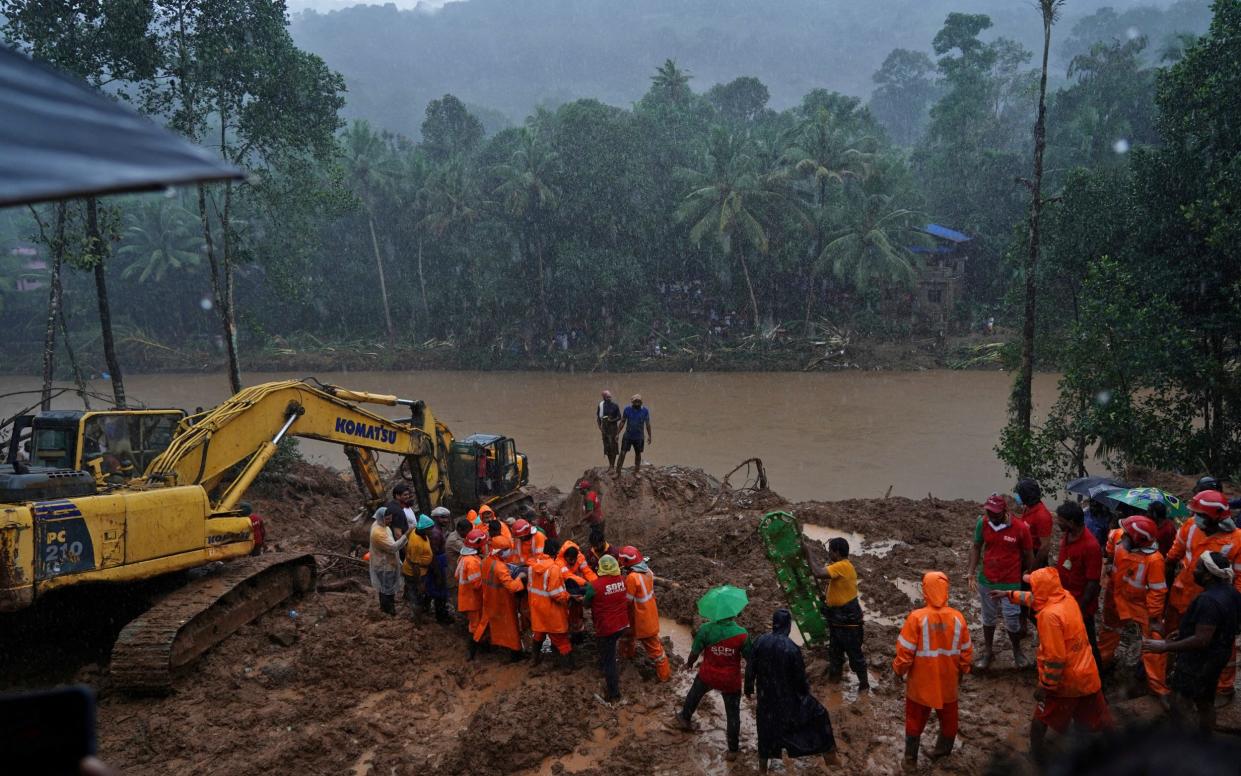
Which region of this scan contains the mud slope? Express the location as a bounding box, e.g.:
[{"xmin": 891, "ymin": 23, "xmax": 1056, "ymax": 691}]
[{"xmin": 0, "ymin": 463, "xmax": 1180, "ymax": 775}]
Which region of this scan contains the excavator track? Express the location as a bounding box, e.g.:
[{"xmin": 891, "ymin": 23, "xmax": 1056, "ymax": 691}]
[{"xmin": 109, "ymin": 552, "xmax": 317, "ymax": 694}]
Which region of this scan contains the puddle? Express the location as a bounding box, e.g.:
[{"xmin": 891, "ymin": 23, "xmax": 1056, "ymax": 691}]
[
  {"xmin": 892, "ymin": 578, "xmax": 922, "ymax": 603},
  {"xmin": 660, "ymin": 617, "xmax": 694, "ymax": 658},
  {"xmin": 801, "ymin": 525, "xmax": 906, "ymax": 557}
]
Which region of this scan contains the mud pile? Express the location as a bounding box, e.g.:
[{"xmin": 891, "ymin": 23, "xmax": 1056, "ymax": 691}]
[{"xmin": 0, "ymin": 463, "xmax": 1182, "ymax": 775}]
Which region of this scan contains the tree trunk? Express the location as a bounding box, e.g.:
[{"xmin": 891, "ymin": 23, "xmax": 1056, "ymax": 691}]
[
  {"xmin": 86, "ymin": 197, "xmax": 126, "ymax": 408},
  {"xmin": 198, "ymin": 183, "xmax": 240, "ymax": 394},
  {"xmin": 534, "ymin": 235, "xmax": 551, "ymax": 337},
  {"xmin": 736, "ymin": 242, "xmax": 762, "ymax": 333},
  {"xmin": 221, "ymin": 180, "xmax": 242, "ymax": 393},
  {"xmin": 40, "ymin": 204, "xmax": 66, "ymax": 411},
  {"xmin": 57, "ymin": 272, "xmax": 90, "ymax": 410},
  {"xmin": 366, "ymin": 210, "xmax": 396, "ymax": 343},
  {"xmin": 417, "ymin": 235, "xmax": 429, "ymax": 323},
  {"xmin": 1014, "ymin": 17, "xmax": 1053, "ymax": 458}
]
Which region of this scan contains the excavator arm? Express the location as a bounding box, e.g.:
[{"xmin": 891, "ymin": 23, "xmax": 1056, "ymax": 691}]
[{"xmin": 140, "ymin": 380, "xmax": 454, "ymax": 513}]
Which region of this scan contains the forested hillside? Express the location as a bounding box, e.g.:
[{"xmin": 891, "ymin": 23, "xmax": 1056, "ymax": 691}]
[{"xmin": 289, "ymin": 0, "xmax": 1209, "ymax": 134}]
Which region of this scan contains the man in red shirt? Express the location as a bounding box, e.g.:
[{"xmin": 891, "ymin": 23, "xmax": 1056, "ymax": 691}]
[
  {"xmin": 1015, "ymin": 479, "xmax": 1054, "ymax": 567},
  {"xmin": 968, "ymin": 493, "xmax": 1035, "ymax": 670},
  {"xmin": 1055, "ymin": 501, "xmax": 1103, "ymax": 674},
  {"xmin": 1148, "ymin": 500, "xmax": 1176, "ymax": 556},
  {"xmin": 578, "ymin": 479, "xmax": 604, "ymax": 537}
]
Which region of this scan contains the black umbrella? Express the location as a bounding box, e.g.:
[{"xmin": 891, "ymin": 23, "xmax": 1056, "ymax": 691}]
[
  {"xmin": 0, "ymin": 45, "xmax": 242, "ymax": 207},
  {"xmin": 1065, "ymin": 475, "xmax": 1127, "ymax": 499}
]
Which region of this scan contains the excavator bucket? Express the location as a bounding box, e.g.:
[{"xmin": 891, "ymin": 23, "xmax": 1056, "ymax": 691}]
[{"xmin": 758, "ymin": 510, "xmax": 828, "ymax": 646}]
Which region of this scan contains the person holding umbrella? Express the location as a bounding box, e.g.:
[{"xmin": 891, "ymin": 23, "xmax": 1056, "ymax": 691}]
[
  {"xmin": 670, "ymin": 585, "xmax": 754, "ymax": 761},
  {"xmin": 746, "ymin": 609, "xmax": 839, "ymax": 772}
]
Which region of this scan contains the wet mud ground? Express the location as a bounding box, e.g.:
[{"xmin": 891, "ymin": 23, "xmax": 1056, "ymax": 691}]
[{"xmin": 1, "ymin": 462, "xmax": 1235, "ymax": 774}]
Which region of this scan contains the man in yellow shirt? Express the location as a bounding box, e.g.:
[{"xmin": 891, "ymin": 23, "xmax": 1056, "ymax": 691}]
[{"xmin": 813, "ymin": 537, "xmax": 869, "ymax": 690}]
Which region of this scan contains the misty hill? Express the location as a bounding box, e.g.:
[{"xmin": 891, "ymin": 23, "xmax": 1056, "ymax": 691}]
[{"xmin": 289, "ymin": 0, "xmax": 1201, "ymax": 136}]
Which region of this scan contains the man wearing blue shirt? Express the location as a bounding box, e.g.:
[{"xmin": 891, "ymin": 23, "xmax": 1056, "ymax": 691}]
[{"xmin": 615, "ymin": 394, "xmax": 652, "ymax": 475}]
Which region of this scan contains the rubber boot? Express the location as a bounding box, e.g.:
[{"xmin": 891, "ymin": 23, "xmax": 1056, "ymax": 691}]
[
  {"xmin": 467, "ymin": 640, "xmax": 479, "ymax": 662},
  {"xmin": 558, "ymin": 650, "xmax": 576, "ymax": 671},
  {"xmin": 928, "ymin": 734, "xmax": 955, "ymax": 759},
  {"xmin": 533, "ymin": 638, "xmax": 545, "ymax": 666},
  {"xmin": 903, "ymin": 736, "xmax": 920, "ymax": 772}
]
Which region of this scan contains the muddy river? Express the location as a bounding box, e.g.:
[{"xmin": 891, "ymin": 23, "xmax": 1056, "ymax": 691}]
[{"xmin": 0, "ymin": 370, "xmax": 1058, "ymax": 502}]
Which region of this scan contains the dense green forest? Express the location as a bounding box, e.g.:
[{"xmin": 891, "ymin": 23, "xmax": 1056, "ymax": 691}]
[{"xmin": 1, "ymin": 0, "xmax": 1239, "ymax": 481}]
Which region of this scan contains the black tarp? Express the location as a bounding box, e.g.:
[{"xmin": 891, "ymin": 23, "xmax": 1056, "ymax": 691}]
[{"xmin": 0, "ymin": 45, "xmax": 242, "ymax": 208}]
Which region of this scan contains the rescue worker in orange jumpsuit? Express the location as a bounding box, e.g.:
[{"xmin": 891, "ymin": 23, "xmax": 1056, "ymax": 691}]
[
  {"xmin": 529, "ymin": 539, "xmax": 573, "ymax": 668},
  {"xmin": 473, "ymin": 535, "xmax": 527, "ymax": 662},
  {"xmin": 557, "ymin": 540, "xmax": 597, "ymax": 642},
  {"xmin": 474, "ymin": 504, "xmax": 512, "ymax": 542},
  {"xmin": 893, "ymin": 571, "xmax": 972, "ymax": 771},
  {"xmin": 456, "ymin": 528, "xmax": 488, "ymax": 649},
  {"xmin": 511, "ymin": 518, "xmax": 546, "ymax": 565},
  {"xmin": 1098, "ymin": 515, "xmax": 1168, "ymax": 699},
  {"xmin": 618, "ymin": 545, "xmax": 671, "ymax": 682},
  {"xmin": 1164, "ymin": 490, "xmax": 1241, "ymax": 700},
  {"xmin": 998, "ymin": 567, "xmax": 1113, "ymax": 764}
]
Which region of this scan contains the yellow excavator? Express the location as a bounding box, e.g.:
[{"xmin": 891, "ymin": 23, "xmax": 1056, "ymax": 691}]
[{"xmin": 0, "ymin": 379, "xmax": 528, "ymax": 691}]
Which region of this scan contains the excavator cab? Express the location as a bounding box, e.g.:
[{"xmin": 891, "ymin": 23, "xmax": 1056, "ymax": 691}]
[
  {"xmin": 448, "ymin": 434, "xmax": 529, "ymax": 510},
  {"xmin": 11, "ymin": 409, "xmax": 185, "ymax": 486}
]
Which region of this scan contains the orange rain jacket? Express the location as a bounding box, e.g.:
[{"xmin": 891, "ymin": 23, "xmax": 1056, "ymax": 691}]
[
  {"xmin": 1165, "ymin": 520, "xmax": 1241, "ymax": 613},
  {"xmin": 474, "ymin": 540, "xmax": 525, "ymax": 650},
  {"xmin": 513, "ymin": 531, "xmax": 546, "ymax": 566},
  {"xmin": 1006, "ymin": 567, "xmax": 1100, "ymax": 697},
  {"xmin": 556, "ymin": 541, "xmax": 598, "ymax": 585},
  {"xmin": 892, "ymin": 571, "xmax": 972, "ymax": 709},
  {"xmin": 1105, "ymin": 529, "xmax": 1167, "ymax": 624},
  {"xmin": 473, "ymin": 506, "xmax": 513, "ymax": 543},
  {"xmin": 528, "ymin": 554, "xmax": 570, "ymax": 634},
  {"xmin": 455, "ymin": 552, "xmax": 483, "ymax": 614},
  {"xmin": 625, "ymin": 567, "xmax": 660, "ymax": 639}
]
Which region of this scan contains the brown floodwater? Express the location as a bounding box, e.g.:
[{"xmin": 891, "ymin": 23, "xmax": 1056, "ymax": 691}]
[{"xmin": 0, "ymin": 370, "xmax": 1058, "ymax": 502}]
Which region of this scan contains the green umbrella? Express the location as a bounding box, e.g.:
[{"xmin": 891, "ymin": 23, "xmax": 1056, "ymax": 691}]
[
  {"xmin": 697, "ymin": 585, "xmax": 749, "ymax": 622},
  {"xmin": 1099, "ymin": 487, "xmax": 1189, "ymax": 519}
]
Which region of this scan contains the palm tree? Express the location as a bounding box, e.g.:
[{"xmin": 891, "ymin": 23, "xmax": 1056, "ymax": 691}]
[
  {"xmin": 819, "ymin": 186, "xmax": 925, "ymax": 291},
  {"xmin": 117, "ymin": 199, "xmax": 205, "ymax": 283},
  {"xmin": 649, "ymin": 59, "xmax": 693, "ymax": 106},
  {"xmin": 420, "ymin": 156, "xmax": 484, "ymax": 309},
  {"xmin": 677, "ymin": 127, "xmax": 787, "ymax": 332},
  {"xmin": 783, "ymin": 109, "xmax": 872, "ymax": 208},
  {"xmin": 783, "ymin": 110, "xmax": 872, "ymax": 329},
  {"xmin": 491, "ymin": 127, "xmax": 561, "ymax": 335},
  {"xmin": 341, "ymin": 120, "xmax": 399, "ymax": 342}
]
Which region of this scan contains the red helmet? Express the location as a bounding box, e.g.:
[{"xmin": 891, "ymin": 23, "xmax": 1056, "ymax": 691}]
[
  {"xmin": 1121, "ymin": 516, "xmax": 1157, "ymax": 546},
  {"xmin": 1189, "ymin": 490, "xmax": 1231, "ymax": 521},
  {"xmin": 983, "ymin": 493, "xmax": 1007, "ymax": 516},
  {"xmin": 512, "ymin": 519, "xmax": 534, "ymax": 537},
  {"xmin": 577, "ymin": 479, "xmax": 591, "ymax": 492},
  {"xmin": 464, "ymin": 528, "xmax": 489, "ymax": 549},
  {"xmin": 618, "ymin": 545, "xmax": 641, "ymax": 566}
]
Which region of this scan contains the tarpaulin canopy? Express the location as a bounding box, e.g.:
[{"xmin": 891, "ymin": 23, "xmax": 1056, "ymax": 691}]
[{"xmin": 0, "ymin": 45, "xmax": 243, "ymax": 208}]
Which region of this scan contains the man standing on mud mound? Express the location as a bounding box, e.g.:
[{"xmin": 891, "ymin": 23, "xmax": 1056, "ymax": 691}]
[
  {"xmin": 996, "ymin": 567, "xmax": 1113, "ymax": 764},
  {"xmin": 614, "ymin": 394, "xmax": 651, "ymax": 476},
  {"xmin": 597, "ymin": 389, "xmax": 621, "ymax": 468},
  {"xmin": 746, "ymin": 609, "xmax": 839, "ymax": 772},
  {"xmin": 968, "ymin": 493, "xmax": 1034, "ymax": 670},
  {"xmin": 618, "ymin": 545, "xmax": 672, "ymax": 681},
  {"xmin": 584, "ymin": 554, "xmax": 629, "ymax": 700},
  {"xmin": 893, "ymin": 571, "xmax": 972, "ymax": 771}
]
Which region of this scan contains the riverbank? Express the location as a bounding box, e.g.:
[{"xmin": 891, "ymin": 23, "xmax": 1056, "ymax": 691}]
[{"xmin": 7, "ymin": 330, "xmax": 1011, "ymax": 376}]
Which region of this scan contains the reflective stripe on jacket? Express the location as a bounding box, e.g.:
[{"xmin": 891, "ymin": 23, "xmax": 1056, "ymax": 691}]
[
  {"xmin": 1008, "ymin": 567, "xmax": 1100, "ymax": 697},
  {"xmin": 528, "ymin": 556, "xmax": 569, "ymax": 633},
  {"xmin": 1166, "ymin": 521, "xmax": 1241, "ymax": 613}
]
